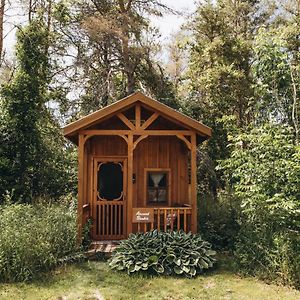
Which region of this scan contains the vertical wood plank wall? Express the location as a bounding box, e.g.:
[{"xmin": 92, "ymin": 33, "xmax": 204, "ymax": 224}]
[
  {"xmin": 85, "ymin": 135, "xmax": 191, "ymax": 238},
  {"xmin": 133, "ymin": 136, "xmax": 189, "ymax": 208}
]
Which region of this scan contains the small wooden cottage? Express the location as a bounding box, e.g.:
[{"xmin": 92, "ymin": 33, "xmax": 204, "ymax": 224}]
[{"xmin": 63, "ymin": 92, "xmax": 211, "ymax": 241}]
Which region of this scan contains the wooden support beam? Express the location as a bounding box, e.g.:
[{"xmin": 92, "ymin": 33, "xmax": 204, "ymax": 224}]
[
  {"xmin": 63, "ymin": 92, "xmax": 212, "ymax": 138},
  {"xmin": 137, "ymin": 130, "xmax": 192, "ymax": 136},
  {"xmin": 118, "ymin": 134, "xmax": 129, "ymax": 144},
  {"xmin": 135, "ymin": 104, "xmax": 141, "ymax": 129},
  {"xmin": 77, "ymin": 134, "xmax": 85, "ymax": 245},
  {"xmin": 81, "ymin": 129, "xmax": 193, "ymax": 136},
  {"xmin": 117, "ymin": 113, "xmax": 135, "ymax": 130},
  {"xmin": 141, "ymin": 112, "xmax": 159, "ymax": 130},
  {"xmin": 176, "ymin": 134, "xmax": 191, "ymax": 150},
  {"xmin": 191, "ymin": 133, "xmax": 197, "ymax": 233},
  {"xmin": 127, "ymin": 134, "xmax": 133, "ymax": 236},
  {"xmin": 133, "ymin": 135, "xmax": 148, "ymax": 149}
]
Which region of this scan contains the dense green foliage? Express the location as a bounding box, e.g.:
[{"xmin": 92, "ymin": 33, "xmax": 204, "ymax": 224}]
[
  {"xmin": 184, "ymin": 0, "xmax": 300, "ymax": 288},
  {"xmin": 218, "ymin": 124, "xmax": 300, "ymax": 287},
  {"xmin": 0, "ymin": 201, "xmax": 78, "ymax": 282},
  {"xmin": 0, "ymin": 19, "xmax": 76, "ymax": 203},
  {"xmin": 198, "ymin": 191, "xmax": 240, "ymax": 251},
  {"xmin": 109, "ymin": 230, "xmax": 216, "ymax": 277}
]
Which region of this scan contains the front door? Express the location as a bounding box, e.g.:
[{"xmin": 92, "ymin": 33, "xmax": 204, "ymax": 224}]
[{"xmin": 92, "ymin": 158, "xmax": 127, "ymax": 240}]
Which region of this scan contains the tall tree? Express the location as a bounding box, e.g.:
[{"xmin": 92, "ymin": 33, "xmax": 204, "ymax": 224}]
[
  {"xmin": 0, "ymin": 18, "xmax": 75, "ymax": 202},
  {"xmin": 252, "ymin": 1, "xmax": 300, "ymax": 143},
  {"xmin": 165, "ymin": 31, "xmax": 189, "ymax": 98},
  {"xmin": 53, "ymin": 0, "xmax": 177, "ymax": 116},
  {"xmin": 182, "ymin": 0, "xmax": 274, "ymax": 199},
  {"xmin": 0, "ymin": 0, "xmax": 5, "ymax": 64}
]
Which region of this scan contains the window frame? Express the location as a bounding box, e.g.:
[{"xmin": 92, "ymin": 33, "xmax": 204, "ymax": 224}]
[{"xmin": 144, "ymin": 168, "xmax": 171, "ymax": 206}]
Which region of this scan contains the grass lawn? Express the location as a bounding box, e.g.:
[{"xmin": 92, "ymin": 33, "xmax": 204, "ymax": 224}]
[{"xmin": 0, "ymin": 257, "xmax": 299, "ymax": 300}]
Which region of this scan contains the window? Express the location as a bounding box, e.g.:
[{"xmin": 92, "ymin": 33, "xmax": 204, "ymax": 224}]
[
  {"xmin": 147, "ymin": 171, "xmax": 169, "ymax": 204},
  {"xmin": 97, "ymin": 162, "xmax": 123, "ymax": 201}
]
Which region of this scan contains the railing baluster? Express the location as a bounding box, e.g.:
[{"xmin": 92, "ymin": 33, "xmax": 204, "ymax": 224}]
[
  {"xmin": 184, "ymin": 209, "xmax": 187, "ymax": 232},
  {"xmin": 157, "ymin": 209, "xmax": 160, "ymax": 231},
  {"xmin": 106, "ymin": 205, "xmax": 109, "ymax": 236},
  {"xmin": 164, "ymin": 209, "xmax": 167, "ymax": 231},
  {"xmin": 96, "ymin": 205, "xmax": 99, "ymax": 236},
  {"xmin": 114, "ymin": 204, "xmax": 117, "ymax": 236},
  {"xmin": 170, "ymin": 209, "xmax": 174, "ymax": 231},
  {"xmin": 177, "ymin": 209, "xmax": 180, "ymax": 230},
  {"xmin": 111, "ymin": 204, "xmax": 113, "ymax": 237}
]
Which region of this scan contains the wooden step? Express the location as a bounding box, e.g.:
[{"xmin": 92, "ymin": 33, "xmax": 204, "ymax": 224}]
[{"xmin": 85, "ymin": 240, "xmax": 120, "ymax": 259}]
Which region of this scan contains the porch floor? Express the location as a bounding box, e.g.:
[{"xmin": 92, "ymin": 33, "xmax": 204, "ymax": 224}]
[{"xmin": 85, "ymin": 240, "xmax": 120, "ymax": 259}]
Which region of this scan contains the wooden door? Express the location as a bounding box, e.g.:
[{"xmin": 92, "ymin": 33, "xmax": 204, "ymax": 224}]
[{"xmin": 92, "ymin": 157, "xmax": 127, "ymax": 240}]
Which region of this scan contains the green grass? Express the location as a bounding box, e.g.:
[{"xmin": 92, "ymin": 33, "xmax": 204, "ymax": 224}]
[{"xmin": 0, "ymin": 258, "xmax": 299, "ymax": 300}]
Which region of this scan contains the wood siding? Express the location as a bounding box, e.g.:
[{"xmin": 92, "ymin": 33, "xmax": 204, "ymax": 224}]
[
  {"xmin": 85, "ymin": 135, "xmax": 190, "ymax": 210},
  {"xmin": 133, "ymin": 136, "xmax": 189, "ymax": 208}
]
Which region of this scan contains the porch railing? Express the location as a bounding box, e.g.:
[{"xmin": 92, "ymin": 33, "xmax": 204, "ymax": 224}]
[
  {"xmin": 136, "ymin": 207, "xmax": 192, "ymax": 233},
  {"xmin": 95, "ymin": 201, "xmax": 125, "ymax": 240}
]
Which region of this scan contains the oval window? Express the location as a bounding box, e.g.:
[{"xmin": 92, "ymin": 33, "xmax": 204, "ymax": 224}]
[{"xmin": 97, "ymin": 162, "xmax": 123, "ymax": 200}]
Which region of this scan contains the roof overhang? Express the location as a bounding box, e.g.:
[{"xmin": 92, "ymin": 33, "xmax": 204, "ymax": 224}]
[{"xmin": 63, "ymin": 91, "xmax": 212, "ymax": 145}]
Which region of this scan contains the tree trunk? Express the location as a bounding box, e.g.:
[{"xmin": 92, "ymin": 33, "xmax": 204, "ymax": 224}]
[
  {"xmin": 29, "ymin": 0, "xmax": 33, "ymax": 22},
  {"xmin": 0, "ymin": 0, "xmax": 5, "ymax": 64},
  {"xmin": 118, "ymin": 0, "xmax": 136, "ymax": 95},
  {"xmin": 290, "ymin": 65, "xmax": 299, "ymax": 145}
]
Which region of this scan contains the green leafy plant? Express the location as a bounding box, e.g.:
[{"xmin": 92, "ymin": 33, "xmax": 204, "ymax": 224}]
[
  {"xmin": 109, "ymin": 230, "xmax": 216, "ymax": 277},
  {"xmin": 219, "ymin": 124, "xmax": 300, "ymax": 288},
  {"xmin": 82, "ymin": 218, "xmax": 93, "ymax": 250},
  {"xmin": 0, "ymin": 201, "xmax": 79, "ymax": 282}
]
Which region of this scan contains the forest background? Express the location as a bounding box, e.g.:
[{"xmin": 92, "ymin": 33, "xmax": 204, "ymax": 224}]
[{"xmin": 0, "ymin": 0, "xmax": 299, "ymax": 288}]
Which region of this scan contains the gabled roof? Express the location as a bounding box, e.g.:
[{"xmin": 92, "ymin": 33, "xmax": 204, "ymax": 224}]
[{"xmin": 63, "ymin": 91, "xmax": 212, "ymax": 142}]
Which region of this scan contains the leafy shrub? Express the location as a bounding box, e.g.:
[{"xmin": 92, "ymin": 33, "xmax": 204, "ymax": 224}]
[
  {"xmin": 236, "ymin": 226, "xmax": 300, "ymax": 288},
  {"xmin": 82, "ymin": 218, "xmax": 93, "ymax": 250},
  {"xmin": 198, "ymin": 191, "xmax": 240, "ymax": 251},
  {"xmin": 0, "ymin": 202, "xmax": 78, "ymax": 282},
  {"xmin": 219, "ymin": 124, "xmax": 300, "ymax": 288},
  {"xmin": 109, "ymin": 230, "xmax": 216, "ymax": 277}
]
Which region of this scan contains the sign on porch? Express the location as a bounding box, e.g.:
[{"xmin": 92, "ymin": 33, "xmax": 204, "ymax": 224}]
[{"xmin": 132, "ymin": 208, "xmax": 154, "ymax": 223}]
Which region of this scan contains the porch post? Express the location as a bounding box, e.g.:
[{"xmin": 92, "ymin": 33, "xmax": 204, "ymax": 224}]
[
  {"xmin": 127, "ymin": 133, "xmax": 133, "ymax": 236},
  {"xmin": 191, "ymin": 133, "xmax": 197, "ymax": 233},
  {"xmin": 77, "ymin": 133, "xmax": 84, "ymax": 245}
]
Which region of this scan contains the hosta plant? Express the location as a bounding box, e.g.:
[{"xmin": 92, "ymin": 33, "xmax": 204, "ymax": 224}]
[{"xmin": 109, "ymin": 230, "xmax": 216, "ymax": 277}]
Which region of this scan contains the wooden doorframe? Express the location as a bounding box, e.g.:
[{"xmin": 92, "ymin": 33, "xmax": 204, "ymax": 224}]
[{"xmin": 92, "ymin": 156, "xmax": 128, "ymax": 240}]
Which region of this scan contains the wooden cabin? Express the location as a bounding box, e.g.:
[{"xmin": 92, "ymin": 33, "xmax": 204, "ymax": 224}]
[{"xmin": 63, "ymin": 92, "xmax": 211, "ymax": 242}]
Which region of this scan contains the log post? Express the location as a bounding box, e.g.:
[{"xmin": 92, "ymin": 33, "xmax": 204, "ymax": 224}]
[
  {"xmin": 127, "ymin": 133, "xmax": 133, "ymax": 236},
  {"xmin": 191, "ymin": 133, "xmax": 197, "ymax": 233},
  {"xmin": 77, "ymin": 134, "xmax": 85, "ymax": 245}
]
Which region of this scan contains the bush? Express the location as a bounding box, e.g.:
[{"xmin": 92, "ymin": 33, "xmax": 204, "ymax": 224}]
[
  {"xmin": 0, "ymin": 202, "xmax": 78, "ymax": 282},
  {"xmin": 198, "ymin": 191, "xmax": 240, "ymax": 251},
  {"xmin": 235, "ymin": 224, "xmax": 300, "ymax": 288},
  {"xmin": 109, "ymin": 230, "xmax": 216, "ymax": 277},
  {"xmin": 219, "ymin": 124, "xmax": 300, "ymax": 288}
]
